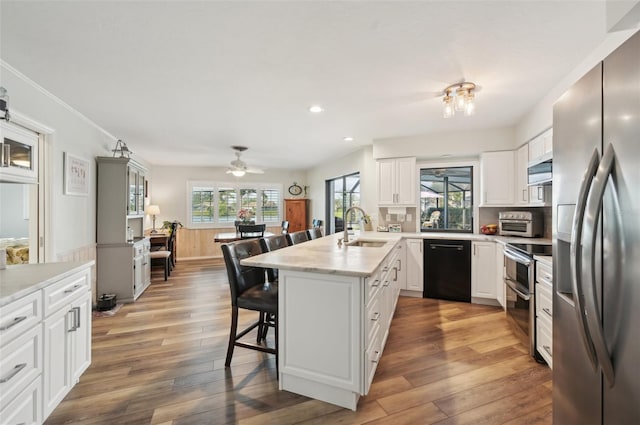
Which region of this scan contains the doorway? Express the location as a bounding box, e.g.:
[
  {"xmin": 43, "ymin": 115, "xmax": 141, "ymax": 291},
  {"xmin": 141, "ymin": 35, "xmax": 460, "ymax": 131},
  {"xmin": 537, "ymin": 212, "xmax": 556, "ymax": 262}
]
[{"xmin": 325, "ymin": 172, "xmax": 360, "ymax": 235}]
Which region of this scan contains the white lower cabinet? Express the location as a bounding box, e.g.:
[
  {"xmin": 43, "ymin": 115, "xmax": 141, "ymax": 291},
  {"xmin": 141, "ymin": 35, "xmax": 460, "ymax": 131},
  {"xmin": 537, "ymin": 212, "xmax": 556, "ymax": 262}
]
[
  {"xmin": 535, "ymin": 259, "xmax": 553, "ymax": 367},
  {"xmin": 43, "ymin": 275, "xmax": 92, "ymax": 418},
  {"xmin": 0, "ymin": 262, "xmax": 93, "ymax": 424},
  {"xmin": 471, "ymin": 241, "xmax": 498, "ymax": 303},
  {"xmin": 405, "ymin": 238, "xmax": 423, "ymax": 292}
]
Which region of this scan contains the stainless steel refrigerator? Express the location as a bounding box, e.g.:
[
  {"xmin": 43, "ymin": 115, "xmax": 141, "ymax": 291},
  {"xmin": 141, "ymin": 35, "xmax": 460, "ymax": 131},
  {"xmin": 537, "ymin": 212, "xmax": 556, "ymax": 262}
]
[{"xmin": 553, "ymin": 30, "xmax": 639, "ymax": 424}]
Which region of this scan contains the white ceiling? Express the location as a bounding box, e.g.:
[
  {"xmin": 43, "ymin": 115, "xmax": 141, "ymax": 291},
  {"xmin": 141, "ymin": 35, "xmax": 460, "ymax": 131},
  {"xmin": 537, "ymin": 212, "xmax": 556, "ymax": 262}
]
[{"xmin": 0, "ymin": 1, "xmax": 608, "ymax": 170}]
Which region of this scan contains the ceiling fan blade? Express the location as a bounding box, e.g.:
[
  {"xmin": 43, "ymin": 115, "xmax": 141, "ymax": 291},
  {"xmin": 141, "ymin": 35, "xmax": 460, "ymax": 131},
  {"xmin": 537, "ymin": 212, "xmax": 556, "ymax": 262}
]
[{"xmin": 245, "ymin": 167, "xmax": 264, "ymax": 174}]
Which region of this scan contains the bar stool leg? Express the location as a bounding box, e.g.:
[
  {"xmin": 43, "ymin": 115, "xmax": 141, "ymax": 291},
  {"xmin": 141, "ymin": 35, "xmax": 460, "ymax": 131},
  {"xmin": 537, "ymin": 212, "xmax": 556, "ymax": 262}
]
[{"xmin": 225, "ymin": 306, "xmax": 239, "ymax": 367}]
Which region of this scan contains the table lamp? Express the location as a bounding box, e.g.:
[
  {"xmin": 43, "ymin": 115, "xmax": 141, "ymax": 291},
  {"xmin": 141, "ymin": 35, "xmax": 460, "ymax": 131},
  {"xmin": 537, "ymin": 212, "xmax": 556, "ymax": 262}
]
[{"xmin": 148, "ymin": 205, "xmax": 160, "ymax": 233}]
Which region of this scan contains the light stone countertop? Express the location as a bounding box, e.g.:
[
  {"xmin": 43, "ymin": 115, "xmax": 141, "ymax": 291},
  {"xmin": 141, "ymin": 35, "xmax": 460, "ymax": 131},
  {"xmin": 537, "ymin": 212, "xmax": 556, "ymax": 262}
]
[
  {"xmin": 241, "ymin": 231, "xmax": 551, "ymax": 277},
  {"xmin": 0, "ymin": 261, "xmax": 95, "ymax": 306},
  {"xmin": 242, "ymin": 232, "xmax": 402, "ymax": 277}
]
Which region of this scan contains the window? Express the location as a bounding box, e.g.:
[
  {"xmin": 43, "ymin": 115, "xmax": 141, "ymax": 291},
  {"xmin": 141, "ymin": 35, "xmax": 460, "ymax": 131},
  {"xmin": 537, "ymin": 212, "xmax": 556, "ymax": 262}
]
[
  {"xmin": 192, "ymin": 185, "xmax": 214, "ymax": 223},
  {"xmin": 325, "ymin": 172, "xmax": 360, "ymax": 234},
  {"xmin": 187, "ymin": 181, "xmax": 282, "ymax": 227},
  {"xmin": 420, "ymin": 166, "xmax": 473, "ymax": 232}
]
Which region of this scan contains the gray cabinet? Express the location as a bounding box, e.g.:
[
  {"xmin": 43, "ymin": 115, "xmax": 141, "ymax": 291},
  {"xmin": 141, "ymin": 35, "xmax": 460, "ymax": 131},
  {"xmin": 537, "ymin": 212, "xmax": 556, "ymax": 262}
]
[{"xmin": 96, "ymin": 157, "xmax": 151, "ymax": 302}]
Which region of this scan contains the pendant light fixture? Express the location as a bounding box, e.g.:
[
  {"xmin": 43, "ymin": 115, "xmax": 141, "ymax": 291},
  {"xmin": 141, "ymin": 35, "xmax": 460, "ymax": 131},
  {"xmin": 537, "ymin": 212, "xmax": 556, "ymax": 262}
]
[{"xmin": 442, "ymin": 82, "xmax": 476, "ymax": 118}]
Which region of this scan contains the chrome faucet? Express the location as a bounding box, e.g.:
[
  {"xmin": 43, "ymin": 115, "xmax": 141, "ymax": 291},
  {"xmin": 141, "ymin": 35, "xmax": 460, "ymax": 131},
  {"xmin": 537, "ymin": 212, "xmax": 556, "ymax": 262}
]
[{"xmin": 343, "ymin": 206, "xmax": 367, "ymax": 244}]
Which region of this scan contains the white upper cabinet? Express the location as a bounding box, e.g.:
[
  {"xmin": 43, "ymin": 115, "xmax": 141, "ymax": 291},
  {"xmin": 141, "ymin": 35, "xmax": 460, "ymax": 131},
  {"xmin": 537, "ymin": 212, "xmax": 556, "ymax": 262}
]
[
  {"xmin": 515, "ymin": 144, "xmax": 529, "ymax": 205},
  {"xmin": 528, "ymin": 128, "xmax": 553, "ymax": 164},
  {"xmin": 480, "ymin": 151, "xmax": 515, "ymax": 206},
  {"xmin": 377, "ymin": 157, "xmax": 417, "ymax": 206},
  {"xmin": 0, "ymin": 121, "xmax": 39, "ymax": 184}
]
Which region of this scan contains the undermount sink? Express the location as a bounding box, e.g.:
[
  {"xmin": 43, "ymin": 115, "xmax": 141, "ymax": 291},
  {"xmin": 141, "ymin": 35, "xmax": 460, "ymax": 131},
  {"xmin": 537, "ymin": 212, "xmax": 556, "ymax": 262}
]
[{"xmin": 346, "ymin": 240, "xmax": 387, "ymax": 248}]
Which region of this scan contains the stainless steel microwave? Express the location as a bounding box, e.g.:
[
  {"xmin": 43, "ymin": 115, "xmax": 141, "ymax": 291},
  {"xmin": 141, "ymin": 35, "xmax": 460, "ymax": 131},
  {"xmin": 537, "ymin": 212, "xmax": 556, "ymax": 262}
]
[{"xmin": 527, "ymin": 154, "xmax": 552, "ymax": 185}]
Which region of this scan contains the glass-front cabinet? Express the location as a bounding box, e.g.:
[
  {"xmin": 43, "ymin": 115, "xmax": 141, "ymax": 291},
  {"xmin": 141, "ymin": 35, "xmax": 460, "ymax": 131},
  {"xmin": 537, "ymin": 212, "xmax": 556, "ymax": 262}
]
[
  {"xmin": 0, "ymin": 121, "xmax": 39, "ymax": 184},
  {"xmin": 127, "ymin": 165, "xmax": 145, "ymax": 216}
]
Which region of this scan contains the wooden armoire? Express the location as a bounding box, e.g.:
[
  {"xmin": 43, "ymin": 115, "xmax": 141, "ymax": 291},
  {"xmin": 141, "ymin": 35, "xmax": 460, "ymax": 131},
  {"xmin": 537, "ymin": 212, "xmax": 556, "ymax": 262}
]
[{"xmin": 285, "ymin": 199, "xmax": 308, "ymax": 233}]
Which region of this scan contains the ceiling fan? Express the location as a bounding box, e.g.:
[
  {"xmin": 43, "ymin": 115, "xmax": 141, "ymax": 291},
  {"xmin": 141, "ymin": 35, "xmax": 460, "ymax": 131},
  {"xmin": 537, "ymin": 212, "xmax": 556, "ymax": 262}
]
[{"xmin": 226, "ymin": 146, "xmax": 264, "ymax": 177}]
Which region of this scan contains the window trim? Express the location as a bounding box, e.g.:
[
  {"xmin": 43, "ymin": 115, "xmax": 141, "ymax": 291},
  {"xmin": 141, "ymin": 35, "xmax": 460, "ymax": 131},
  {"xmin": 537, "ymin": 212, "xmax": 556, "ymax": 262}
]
[
  {"xmin": 416, "ymin": 159, "xmax": 479, "ymax": 234},
  {"xmin": 186, "ymin": 181, "xmax": 283, "ymax": 228}
]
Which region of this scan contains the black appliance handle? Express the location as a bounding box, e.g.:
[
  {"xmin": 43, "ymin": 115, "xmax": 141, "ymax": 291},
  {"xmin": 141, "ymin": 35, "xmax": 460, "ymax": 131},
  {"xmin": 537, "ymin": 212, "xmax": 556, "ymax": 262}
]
[
  {"xmin": 582, "ymin": 143, "xmax": 616, "ymax": 387},
  {"xmin": 430, "ymin": 244, "xmax": 464, "ymax": 250},
  {"xmin": 504, "ymin": 278, "xmax": 531, "ymax": 301},
  {"xmin": 570, "ymin": 148, "xmax": 600, "ymax": 370}
]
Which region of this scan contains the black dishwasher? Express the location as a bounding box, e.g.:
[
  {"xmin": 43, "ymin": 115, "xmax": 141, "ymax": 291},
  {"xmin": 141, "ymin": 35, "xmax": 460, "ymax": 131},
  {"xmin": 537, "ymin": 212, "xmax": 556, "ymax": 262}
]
[{"xmin": 423, "ymin": 239, "xmax": 471, "ymax": 302}]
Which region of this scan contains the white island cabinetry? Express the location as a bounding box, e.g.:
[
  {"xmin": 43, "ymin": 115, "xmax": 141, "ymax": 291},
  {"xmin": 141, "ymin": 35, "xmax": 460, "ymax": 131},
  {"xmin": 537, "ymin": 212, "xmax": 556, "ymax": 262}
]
[{"xmin": 243, "ymin": 234, "xmax": 402, "ymax": 410}]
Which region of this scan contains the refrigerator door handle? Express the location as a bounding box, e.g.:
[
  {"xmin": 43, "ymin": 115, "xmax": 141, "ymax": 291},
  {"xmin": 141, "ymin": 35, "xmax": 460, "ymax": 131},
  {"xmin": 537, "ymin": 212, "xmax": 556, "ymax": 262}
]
[
  {"xmin": 582, "ymin": 143, "xmax": 616, "ymax": 387},
  {"xmin": 570, "ymin": 148, "xmax": 600, "ymax": 369}
]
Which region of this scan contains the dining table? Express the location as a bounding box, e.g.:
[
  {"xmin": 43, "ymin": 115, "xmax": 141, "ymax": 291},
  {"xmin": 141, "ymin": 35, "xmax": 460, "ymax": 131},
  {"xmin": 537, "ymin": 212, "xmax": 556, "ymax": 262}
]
[{"xmin": 214, "ymin": 231, "xmax": 275, "ymax": 243}]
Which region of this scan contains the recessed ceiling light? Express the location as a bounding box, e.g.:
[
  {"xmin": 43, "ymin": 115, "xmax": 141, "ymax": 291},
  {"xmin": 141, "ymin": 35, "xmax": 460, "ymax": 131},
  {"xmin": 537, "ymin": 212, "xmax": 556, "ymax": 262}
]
[
  {"xmin": 343, "ymin": 137, "xmax": 354, "ymax": 142},
  {"xmin": 308, "ymin": 105, "xmax": 324, "ymax": 113}
]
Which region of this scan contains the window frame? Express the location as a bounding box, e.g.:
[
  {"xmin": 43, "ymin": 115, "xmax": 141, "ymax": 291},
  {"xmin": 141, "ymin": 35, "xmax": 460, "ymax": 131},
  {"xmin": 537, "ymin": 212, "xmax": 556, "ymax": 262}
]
[
  {"xmin": 187, "ymin": 181, "xmax": 283, "ymax": 228},
  {"xmin": 416, "ymin": 159, "xmax": 480, "ymax": 234}
]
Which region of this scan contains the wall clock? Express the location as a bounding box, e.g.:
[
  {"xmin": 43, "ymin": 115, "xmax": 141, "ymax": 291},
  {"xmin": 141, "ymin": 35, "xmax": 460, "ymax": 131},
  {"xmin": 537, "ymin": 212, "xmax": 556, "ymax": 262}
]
[{"xmin": 288, "ymin": 182, "xmax": 303, "ymax": 196}]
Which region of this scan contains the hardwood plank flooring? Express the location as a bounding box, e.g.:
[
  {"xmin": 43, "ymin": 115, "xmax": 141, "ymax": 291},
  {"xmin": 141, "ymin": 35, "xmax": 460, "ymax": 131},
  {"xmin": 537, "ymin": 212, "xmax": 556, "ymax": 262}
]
[{"xmin": 45, "ymin": 259, "xmax": 552, "ymax": 425}]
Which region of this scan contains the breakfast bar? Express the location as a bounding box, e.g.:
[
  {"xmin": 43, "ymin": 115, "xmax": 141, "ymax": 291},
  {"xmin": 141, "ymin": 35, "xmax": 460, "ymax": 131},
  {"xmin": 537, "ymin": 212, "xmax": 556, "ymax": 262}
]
[{"xmin": 242, "ymin": 232, "xmax": 403, "ymax": 410}]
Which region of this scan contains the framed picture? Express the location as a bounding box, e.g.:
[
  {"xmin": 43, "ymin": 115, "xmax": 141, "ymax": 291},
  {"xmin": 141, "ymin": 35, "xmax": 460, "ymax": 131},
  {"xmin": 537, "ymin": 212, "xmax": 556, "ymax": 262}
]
[{"xmin": 64, "ymin": 152, "xmax": 89, "ymax": 196}]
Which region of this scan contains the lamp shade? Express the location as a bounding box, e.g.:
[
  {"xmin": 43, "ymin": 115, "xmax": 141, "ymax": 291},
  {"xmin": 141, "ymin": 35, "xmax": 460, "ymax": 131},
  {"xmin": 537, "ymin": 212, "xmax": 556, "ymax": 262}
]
[{"xmin": 148, "ymin": 205, "xmax": 160, "ymax": 216}]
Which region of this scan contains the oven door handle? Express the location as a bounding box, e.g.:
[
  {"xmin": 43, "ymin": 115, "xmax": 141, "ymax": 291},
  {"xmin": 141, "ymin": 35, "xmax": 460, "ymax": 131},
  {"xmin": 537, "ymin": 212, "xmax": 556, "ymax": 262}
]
[
  {"xmin": 570, "ymin": 147, "xmax": 599, "ymax": 371},
  {"xmin": 581, "ymin": 143, "xmax": 616, "ymax": 387},
  {"xmin": 503, "ymin": 248, "xmax": 531, "ymax": 266},
  {"xmin": 504, "ymin": 278, "xmax": 531, "ymax": 301}
]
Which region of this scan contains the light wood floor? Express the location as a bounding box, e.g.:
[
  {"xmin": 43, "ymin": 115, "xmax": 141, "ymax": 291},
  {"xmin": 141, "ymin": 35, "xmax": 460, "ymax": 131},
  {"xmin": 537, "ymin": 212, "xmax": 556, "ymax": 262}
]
[{"xmin": 45, "ymin": 259, "xmax": 552, "ymax": 425}]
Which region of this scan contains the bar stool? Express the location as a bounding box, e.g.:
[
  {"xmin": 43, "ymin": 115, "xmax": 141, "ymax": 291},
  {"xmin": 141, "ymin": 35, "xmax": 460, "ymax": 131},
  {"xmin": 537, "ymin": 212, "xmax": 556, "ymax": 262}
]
[
  {"xmin": 306, "ymin": 228, "xmax": 323, "ymax": 240},
  {"xmin": 286, "ymin": 230, "xmax": 309, "ymax": 245},
  {"xmin": 221, "ymin": 239, "xmax": 277, "ymax": 369}
]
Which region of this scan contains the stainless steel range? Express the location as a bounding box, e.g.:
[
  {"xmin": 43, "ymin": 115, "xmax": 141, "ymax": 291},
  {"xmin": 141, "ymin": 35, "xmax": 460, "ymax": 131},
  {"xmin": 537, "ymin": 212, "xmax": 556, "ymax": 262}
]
[{"xmin": 503, "ymin": 243, "xmax": 552, "ymax": 359}]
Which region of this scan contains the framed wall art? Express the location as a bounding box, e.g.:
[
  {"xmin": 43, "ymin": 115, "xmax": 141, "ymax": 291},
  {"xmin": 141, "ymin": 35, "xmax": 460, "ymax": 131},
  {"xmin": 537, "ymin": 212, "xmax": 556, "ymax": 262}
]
[{"xmin": 64, "ymin": 152, "xmax": 89, "ymax": 196}]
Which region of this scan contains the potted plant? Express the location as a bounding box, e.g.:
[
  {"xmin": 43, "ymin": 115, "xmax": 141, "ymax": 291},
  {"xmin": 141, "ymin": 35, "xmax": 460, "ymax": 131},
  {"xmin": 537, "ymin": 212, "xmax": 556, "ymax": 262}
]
[{"xmin": 161, "ymin": 220, "xmax": 183, "ymax": 234}]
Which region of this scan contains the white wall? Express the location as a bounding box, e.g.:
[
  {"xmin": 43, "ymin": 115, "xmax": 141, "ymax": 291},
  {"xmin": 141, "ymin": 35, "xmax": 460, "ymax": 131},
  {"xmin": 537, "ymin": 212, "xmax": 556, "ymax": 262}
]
[
  {"xmin": 306, "ymin": 146, "xmax": 376, "ymax": 230},
  {"xmin": 373, "ymin": 126, "xmax": 516, "ymax": 159},
  {"xmin": 1, "ymin": 62, "xmax": 130, "ymax": 260},
  {"xmin": 148, "ymin": 165, "xmax": 306, "ymax": 227}
]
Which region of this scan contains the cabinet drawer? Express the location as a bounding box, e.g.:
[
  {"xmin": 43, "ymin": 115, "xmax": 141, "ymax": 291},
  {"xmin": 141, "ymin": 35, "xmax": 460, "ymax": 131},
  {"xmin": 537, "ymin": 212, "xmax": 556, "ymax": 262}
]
[
  {"xmin": 536, "ymin": 282, "xmax": 553, "ymax": 319},
  {"xmin": 365, "ymin": 296, "xmax": 382, "ymax": 346},
  {"xmin": 365, "ymin": 274, "xmax": 382, "ymax": 306},
  {"xmin": 536, "ymin": 315, "xmax": 553, "ymax": 368},
  {"xmin": 0, "ymin": 325, "xmax": 42, "ymax": 411},
  {"xmin": 43, "ymin": 269, "xmax": 90, "ymax": 318},
  {"xmin": 364, "ymin": 327, "xmax": 382, "ymax": 395},
  {"xmin": 0, "ymin": 291, "xmax": 41, "ymax": 346},
  {"xmin": 536, "ymin": 261, "xmax": 552, "ymax": 286},
  {"xmin": 0, "ymin": 374, "xmax": 41, "ymax": 425}
]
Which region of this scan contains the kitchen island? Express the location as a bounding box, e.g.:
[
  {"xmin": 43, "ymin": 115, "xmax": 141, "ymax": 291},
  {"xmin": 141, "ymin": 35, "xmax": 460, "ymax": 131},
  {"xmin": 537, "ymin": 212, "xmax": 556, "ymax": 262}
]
[
  {"xmin": 242, "ymin": 232, "xmax": 403, "ymax": 410},
  {"xmin": 241, "ymin": 231, "xmax": 551, "ymax": 410}
]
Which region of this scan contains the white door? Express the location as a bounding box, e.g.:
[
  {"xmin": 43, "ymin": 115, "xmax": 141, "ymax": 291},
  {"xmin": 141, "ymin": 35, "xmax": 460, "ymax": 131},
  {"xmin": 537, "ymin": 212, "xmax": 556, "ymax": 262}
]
[
  {"xmin": 43, "ymin": 307, "xmax": 71, "ymax": 417},
  {"xmin": 70, "ymin": 293, "xmax": 92, "ymax": 383},
  {"xmin": 377, "ymin": 159, "xmax": 395, "ymax": 204},
  {"xmin": 472, "ymin": 242, "xmax": 497, "ymax": 299}
]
